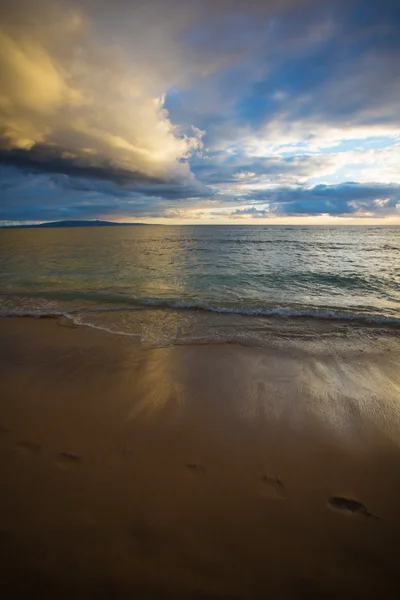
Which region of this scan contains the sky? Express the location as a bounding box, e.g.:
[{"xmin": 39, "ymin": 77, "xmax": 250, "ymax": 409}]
[{"xmin": 0, "ymin": 0, "xmax": 399, "ymax": 225}]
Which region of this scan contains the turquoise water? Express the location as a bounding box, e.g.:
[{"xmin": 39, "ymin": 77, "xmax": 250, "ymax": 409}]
[{"xmin": 1, "ymin": 225, "xmax": 399, "ymax": 342}]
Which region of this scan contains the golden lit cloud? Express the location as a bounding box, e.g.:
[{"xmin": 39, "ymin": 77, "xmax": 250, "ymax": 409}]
[{"xmin": 0, "ymin": 0, "xmax": 204, "ymax": 182}]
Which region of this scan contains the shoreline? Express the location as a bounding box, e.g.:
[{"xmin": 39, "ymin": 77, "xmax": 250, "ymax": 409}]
[
  {"xmin": 0, "ymin": 308, "xmax": 399, "ymax": 351},
  {"xmin": 1, "ymin": 317, "xmax": 400, "ymax": 598}
]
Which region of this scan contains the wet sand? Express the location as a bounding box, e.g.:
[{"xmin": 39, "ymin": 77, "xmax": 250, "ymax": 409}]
[{"xmin": 0, "ymin": 316, "xmax": 400, "ymax": 599}]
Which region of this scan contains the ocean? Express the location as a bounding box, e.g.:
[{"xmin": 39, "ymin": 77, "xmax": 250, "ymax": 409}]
[{"xmin": 1, "ymin": 225, "xmax": 399, "ymax": 346}]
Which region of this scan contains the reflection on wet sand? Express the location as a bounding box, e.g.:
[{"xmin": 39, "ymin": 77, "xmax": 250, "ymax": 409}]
[{"xmin": 1, "ymin": 316, "xmax": 400, "ymax": 599}]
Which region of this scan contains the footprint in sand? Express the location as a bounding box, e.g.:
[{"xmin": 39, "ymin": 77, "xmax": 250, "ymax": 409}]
[
  {"xmin": 327, "ymin": 496, "xmax": 378, "ymax": 520},
  {"xmin": 119, "ymin": 443, "xmax": 134, "ymax": 460},
  {"xmin": 257, "ymin": 381, "xmax": 267, "ymax": 394},
  {"xmin": 186, "ymin": 463, "xmax": 206, "ymax": 475},
  {"xmin": 16, "ymin": 441, "xmax": 41, "ymax": 454},
  {"xmin": 260, "ymin": 475, "xmax": 286, "ymax": 499},
  {"xmin": 57, "ymin": 452, "xmax": 82, "ymax": 468}
]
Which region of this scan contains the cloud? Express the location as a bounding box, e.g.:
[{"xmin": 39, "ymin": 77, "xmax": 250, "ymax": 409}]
[
  {"xmin": 1, "ymin": 0, "xmax": 399, "ymax": 222},
  {"xmin": 170, "ymin": 0, "xmax": 400, "ymax": 154},
  {"xmin": 0, "ymin": 165, "xmax": 213, "ymax": 222},
  {"xmin": 231, "ymin": 207, "xmax": 271, "ymax": 219},
  {"xmin": 4, "ymin": 163, "xmax": 397, "ymax": 222},
  {"xmin": 0, "ymin": 0, "xmax": 337, "ymax": 180},
  {"xmin": 0, "ymin": 0, "xmax": 320, "ymax": 181},
  {"xmin": 218, "ymin": 183, "xmax": 400, "ymax": 218},
  {"xmin": 192, "ymin": 151, "xmax": 338, "ymax": 186},
  {"xmin": 0, "ymin": 0, "xmax": 206, "ymax": 185}
]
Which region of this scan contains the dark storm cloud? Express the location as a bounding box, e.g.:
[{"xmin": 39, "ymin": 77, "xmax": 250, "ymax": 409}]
[
  {"xmin": 0, "ymin": 166, "xmax": 211, "ymax": 222},
  {"xmin": 0, "ymin": 147, "xmax": 162, "ymax": 186}
]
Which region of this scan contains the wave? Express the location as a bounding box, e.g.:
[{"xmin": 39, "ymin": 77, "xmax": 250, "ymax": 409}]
[
  {"xmin": 116, "ymin": 237, "xmax": 399, "ymax": 252},
  {"xmin": 3, "ymin": 264, "xmax": 397, "ymax": 295},
  {"xmin": 114, "ymin": 298, "xmax": 400, "ymax": 325},
  {"xmin": 1, "ymin": 294, "xmax": 399, "ymax": 326}
]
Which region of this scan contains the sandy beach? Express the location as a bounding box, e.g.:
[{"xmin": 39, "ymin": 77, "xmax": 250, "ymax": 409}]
[{"xmin": 1, "ymin": 316, "xmax": 400, "ymax": 599}]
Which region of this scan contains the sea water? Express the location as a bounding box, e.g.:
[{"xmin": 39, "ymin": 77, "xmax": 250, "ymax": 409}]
[{"xmin": 1, "ymin": 225, "xmax": 399, "ymax": 345}]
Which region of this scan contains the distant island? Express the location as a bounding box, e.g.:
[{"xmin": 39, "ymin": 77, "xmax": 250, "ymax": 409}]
[{"xmin": 0, "ymin": 220, "xmax": 152, "ymax": 229}]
